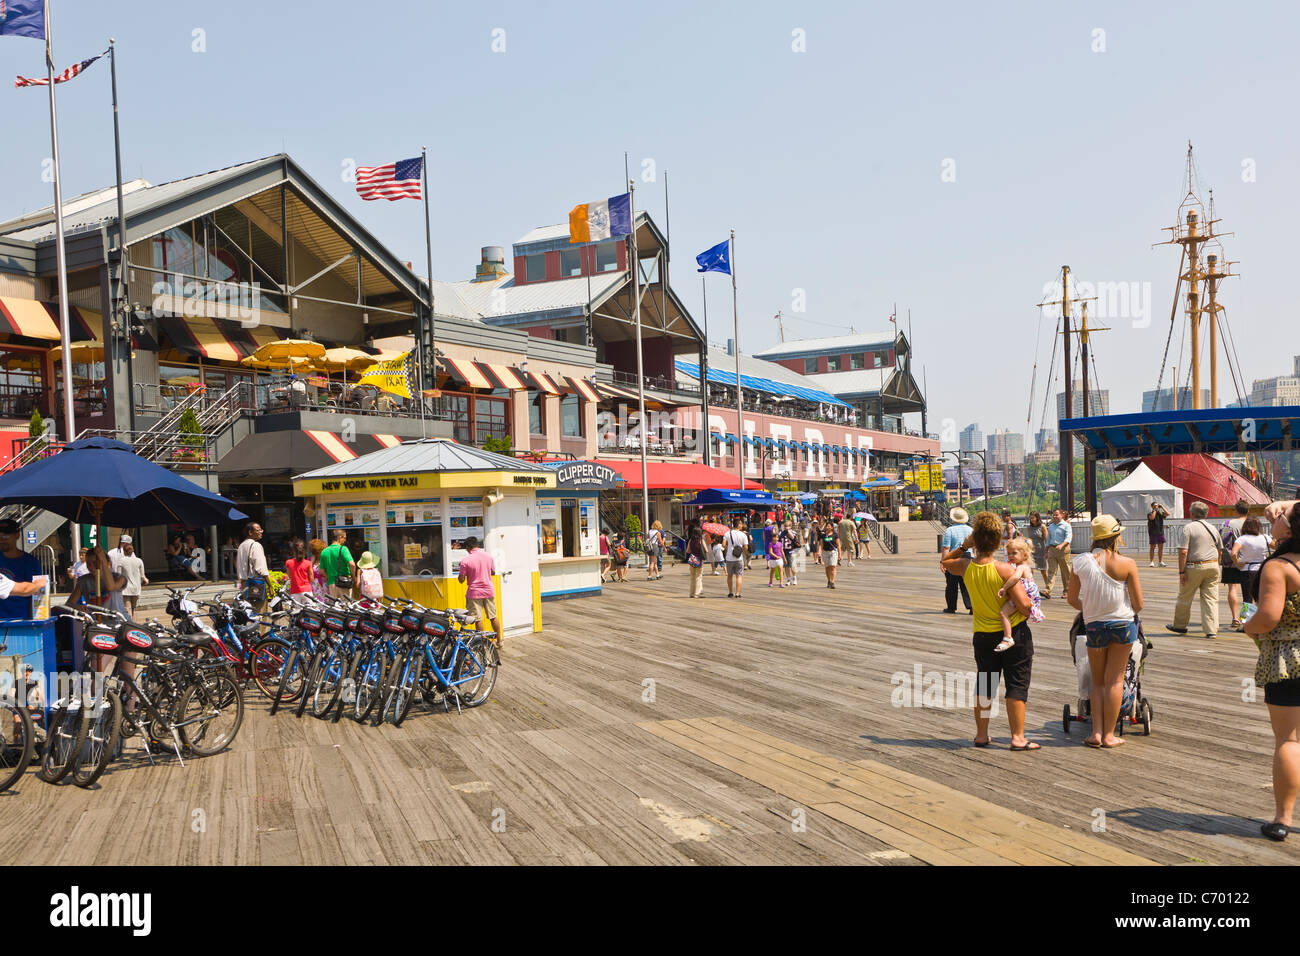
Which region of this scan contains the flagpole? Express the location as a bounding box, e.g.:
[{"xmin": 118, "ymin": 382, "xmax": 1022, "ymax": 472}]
[
  {"xmin": 44, "ymin": 1, "xmax": 79, "ymax": 551},
  {"xmin": 730, "ymin": 229, "xmax": 742, "ymax": 491},
  {"xmin": 628, "ymin": 180, "xmax": 650, "ymax": 531},
  {"xmin": 420, "ymin": 146, "xmax": 432, "ymax": 439},
  {"xmin": 44, "ymin": 1, "xmax": 74, "ymax": 446},
  {"xmin": 700, "ymin": 275, "xmax": 709, "ymax": 467},
  {"xmin": 108, "ymin": 39, "xmax": 132, "ymax": 432}
]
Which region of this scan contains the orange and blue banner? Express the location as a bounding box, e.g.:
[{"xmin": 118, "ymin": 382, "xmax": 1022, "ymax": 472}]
[{"xmin": 568, "ymin": 193, "xmax": 631, "ymax": 244}]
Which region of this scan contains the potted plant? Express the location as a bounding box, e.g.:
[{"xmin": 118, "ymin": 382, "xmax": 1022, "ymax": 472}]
[{"xmin": 173, "ymin": 408, "xmax": 206, "ymax": 467}]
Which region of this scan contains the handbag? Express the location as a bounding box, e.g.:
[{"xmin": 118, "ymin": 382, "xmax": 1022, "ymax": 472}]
[
  {"xmin": 688, "ymin": 554, "xmax": 701, "ymax": 568},
  {"xmin": 334, "ymin": 574, "xmax": 354, "ymax": 590}
]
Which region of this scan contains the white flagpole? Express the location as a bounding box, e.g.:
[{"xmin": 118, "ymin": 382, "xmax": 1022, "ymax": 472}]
[
  {"xmin": 420, "ymin": 146, "xmax": 432, "ymax": 439},
  {"xmin": 44, "ymin": 0, "xmax": 75, "ymax": 446},
  {"xmin": 629, "ymin": 181, "xmax": 650, "ymax": 529},
  {"xmin": 44, "ymin": 0, "xmax": 79, "ymax": 552},
  {"xmin": 730, "ymin": 230, "xmax": 742, "ymax": 490}
]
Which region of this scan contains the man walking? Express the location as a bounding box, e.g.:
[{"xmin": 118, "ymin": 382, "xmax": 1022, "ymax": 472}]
[
  {"xmin": 115, "ymin": 537, "xmax": 148, "ymax": 618},
  {"xmin": 457, "ymin": 535, "xmax": 502, "ymax": 644},
  {"xmin": 236, "ymin": 522, "xmax": 269, "ymax": 611},
  {"xmin": 940, "ymin": 507, "xmax": 973, "ymax": 614},
  {"xmin": 320, "ymin": 530, "xmax": 356, "ymax": 600},
  {"xmin": 1042, "ymin": 508, "xmax": 1073, "ymax": 599},
  {"xmin": 723, "ymin": 518, "xmax": 749, "ymax": 599},
  {"xmin": 837, "ymin": 512, "xmax": 857, "ymax": 568},
  {"xmin": 1168, "ymin": 500, "xmax": 1223, "ymax": 638}
]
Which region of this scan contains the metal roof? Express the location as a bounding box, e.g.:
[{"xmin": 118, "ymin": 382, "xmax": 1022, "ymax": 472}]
[
  {"xmin": 1061, "ymin": 406, "xmax": 1300, "ymax": 458},
  {"xmin": 515, "ymin": 223, "xmax": 572, "ymax": 245},
  {"xmin": 752, "ymin": 331, "xmax": 899, "ymax": 359},
  {"xmin": 674, "ymin": 348, "xmax": 853, "ymax": 408},
  {"xmin": 294, "ymin": 438, "xmax": 556, "ymax": 480},
  {"xmin": 435, "ymin": 272, "xmax": 625, "ymax": 320}
]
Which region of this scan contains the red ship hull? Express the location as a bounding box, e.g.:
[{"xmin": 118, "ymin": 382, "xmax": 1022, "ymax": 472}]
[{"xmin": 1142, "ymin": 454, "xmax": 1271, "ymax": 518}]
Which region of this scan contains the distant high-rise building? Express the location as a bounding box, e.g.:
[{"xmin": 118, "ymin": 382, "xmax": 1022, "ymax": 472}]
[
  {"xmin": 1250, "ymin": 357, "xmax": 1300, "ymax": 406},
  {"xmin": 1056, "ymin": 388, "xmax": 1110, "ymax": 422},
  {"xmin": 986, "ymin": 429, "xmax": 1024, "ymax": 468},
  {"xmin": 1142, "ymin": 386, "xmax": 1211, "ymax": 412},
  {"xmin": 959, "ymin": 423, "xmax": 983, "ymax": 453},
  {"xmin": 1034, "ymin": 428, "xmax": 1057, "ymax": 453}
]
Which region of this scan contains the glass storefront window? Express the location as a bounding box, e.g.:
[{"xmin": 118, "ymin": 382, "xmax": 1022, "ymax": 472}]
[
  {"xmin": 529, "ymin": 390, "xmax": 546, "ymax": 435},
  {"xmin": 387, "ymin": 524, "xmax": 443, "ymax": 577},
  {"xmin": 474, "ymin": 395, "xmax": 508, "ymax": 444},
  {"xmin": 560, "ymin": 394, "xmax": 582, "ymax": 437}
]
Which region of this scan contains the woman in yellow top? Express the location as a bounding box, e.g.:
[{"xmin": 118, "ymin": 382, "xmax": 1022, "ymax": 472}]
[
  {"xmin": 942, "ymin": 512, "xmax": 1038, "ymax": 750},
  {"xmin": 1245, "ymin": 500, "xmax": 1300, "ymax": 841}
]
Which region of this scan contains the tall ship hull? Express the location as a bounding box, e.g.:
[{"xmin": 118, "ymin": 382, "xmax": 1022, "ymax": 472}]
[{"xmin": 1142, "ymin": 454, "xmax": 1271, "ymax": 517}]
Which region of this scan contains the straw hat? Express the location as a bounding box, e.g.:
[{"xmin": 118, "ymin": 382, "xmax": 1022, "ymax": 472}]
[
  {"xmin": 357, "ymin": 551, "xmax": 379, "ymax": 570},
  {"xmin": 949, "ymin": 507, "xmax": 970, "ymax": 524},
  {"xmin": 1090, "ymin": 514, "xmax": 1123, "ymax": 544}
]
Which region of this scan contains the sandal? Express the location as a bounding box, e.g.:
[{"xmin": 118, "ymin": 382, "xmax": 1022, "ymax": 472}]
[
  {"xmin": 1009, "ymin": 741, "xmax": 1041, "ymax": 751},
  {"xmin": 1261, "ymin": 822, "xmax": 1289, "ymax": 842}
]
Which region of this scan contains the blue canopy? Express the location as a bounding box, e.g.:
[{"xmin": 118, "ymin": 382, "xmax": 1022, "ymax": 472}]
[
  {"xmin": 0, "ymin": 436, "xmax": 247, "ymax": 526},
  {"xmin": 674, "ymin": 359, "xmax": 853, "ymax": 408},
  {"xmin": 683, "ymin": 488, "xmax": 778, "ymax": 508},
  {"xmin": 724, "ymin": 433, "xmax": 738, "ymax": 445},
  {"xmin": 799, "ymin": 493, "xmax": 819, "ymax": 503},
  {"xmin": 1062, "ymin": 405, "xmax": 1300, "ymax": 458}
]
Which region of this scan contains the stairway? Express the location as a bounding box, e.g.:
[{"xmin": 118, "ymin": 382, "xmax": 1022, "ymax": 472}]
[{"xmin": 885, "ymin": 518, "xmax": 945, "ymax": 558}]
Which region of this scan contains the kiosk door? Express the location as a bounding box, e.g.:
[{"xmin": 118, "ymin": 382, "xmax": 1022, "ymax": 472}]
[{"xmin": 485, "ymin": 493, "xmax": 536, "ymax": 633}]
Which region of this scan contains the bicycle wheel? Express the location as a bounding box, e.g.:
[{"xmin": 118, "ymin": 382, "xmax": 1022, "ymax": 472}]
[
  {"xmin": 72, "ymin": 690, "xmax": 121, "ymax": 789},
  {"xmin": 295, "ymin": 645, "xmax": 329, "ymax": 718},
  {"xmin": 268, "ymin": 647, "xmax": 302, "ymax": 716},
  {"xmin": 383, "ymin": 650, "xmax": 421, "ymax": 728},
  {"xmin": 250, "ymin": 639, "xmax": 294, "ymax": 701},
  {"xmin": 453, "ymin": 637, "xmax": 499, "ymax": 708},
  {"xmin": 38, "ymin": 702, "xmax": 86, "ymax": 784},
  {"xmin": 0, "ymin": 697, "xmax": 34, "ymax": 792},
  {"xmin": 310, "ymin": 647, "xmax": 344, "ymax": 720},
  {"xmin": 353, "ymin": 644, "xmax": 392, "ymax": 723},
  {"xmin": 177, "ymin": 671, "xmax": 244, "ymax": 756}
]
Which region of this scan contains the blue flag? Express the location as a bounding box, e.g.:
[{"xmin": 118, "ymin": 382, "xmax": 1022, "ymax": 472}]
[
  {"xmin": 696, "ymin": 239, "xmax": 730, "ymax": 275},
  {"xmin": 0, "ymin": 0, "xmax": 45, "ymax": 39}
]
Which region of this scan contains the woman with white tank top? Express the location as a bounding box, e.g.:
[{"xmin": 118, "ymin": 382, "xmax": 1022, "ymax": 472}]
[{"xmin": 1068, "ymin": 514, "xmax": 1144, "ymax": 749}]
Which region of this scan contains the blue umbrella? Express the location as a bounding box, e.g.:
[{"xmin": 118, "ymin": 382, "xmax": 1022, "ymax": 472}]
[{"xmin": 0, "ymin": 437, "xmax": 247, "ymax": 526}]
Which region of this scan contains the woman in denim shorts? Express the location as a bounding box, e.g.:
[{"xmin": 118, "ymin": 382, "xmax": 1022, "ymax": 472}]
[{"xmin": 1068, "ymin": 514, "xmax": 1144, "ymax": 748}]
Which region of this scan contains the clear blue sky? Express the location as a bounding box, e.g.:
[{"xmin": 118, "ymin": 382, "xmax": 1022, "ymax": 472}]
[{"xmin": 3, "ymin": 0, "xmax": 1296, "ymax": 444}]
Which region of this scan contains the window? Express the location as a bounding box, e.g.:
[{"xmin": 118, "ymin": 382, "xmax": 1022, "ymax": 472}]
[
  {"xmin": 387, "ymin": 523, "xmax": 443, "ymax": 577},
  {"xmin": 803, "ymin": 357, "xmax": 817, "ymax": 374},
  {"xmin": 826, "ymin": 355, "xmax": 841, "ymax": 372},
  {"xmin": 529, "ymin": 390, "xmax": 547, "ymax": 435},
  {"xmin": 595, "ymin": 242, "xmax": 618, "ymax": 272},
  {"xmin": 851, "ymin": 353, "xmax": 865, "ymax": 370},
  {"xmin": 560, "ymin": 393, "xmax": 583, "ymax": 437},
  {"xmin": 560, "ymin": 248, "xmax": 581, "ymax": 277},
  {"xmin": 873, "ymin": 351, "xmax": 883, "ymax": 368},
  {"xmin": 525, "ymin": 254, "xmax": 547, "ymax": 282},
  {"xmin": 473, "ymin": 395, "xmax": 509, "ymax": 445}
]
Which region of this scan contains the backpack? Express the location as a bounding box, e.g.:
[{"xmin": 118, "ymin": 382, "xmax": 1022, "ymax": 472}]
[
  {"xmin": 613, "ymin": 543, "xmax": 629, "ymax": 563},
  {"xmin": 1219, "ymin": 519, "xmax": 1240, "ymax": 567},
  {"xmin": 360, "ymin": 567, "xmax": 383, "ymax": 599}
]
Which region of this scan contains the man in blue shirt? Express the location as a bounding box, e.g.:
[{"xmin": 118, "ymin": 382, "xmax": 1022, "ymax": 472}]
[
  {"xmin": 1042, "ymin": 507, "xmax": 1073, "ymax": 598},
  {"xmin": 0, "ymin": 517, "xmax": 46, "ymax": 619},
  {"xmin": 939, "ymin": 507, "xmax": 974, "ymax": 614}
]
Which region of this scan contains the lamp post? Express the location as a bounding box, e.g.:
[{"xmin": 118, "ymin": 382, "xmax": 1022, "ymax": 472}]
[
  {"xmin": 942, "ymin": 450, "xmax": 966, "ymax": 506},
  {"xmin": 960, "ymin": 450, "xmax": 990, "ymax": 513}
]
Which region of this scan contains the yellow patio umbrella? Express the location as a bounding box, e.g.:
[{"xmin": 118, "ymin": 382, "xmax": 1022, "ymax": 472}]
[
  {"xmin": 241, "ymin": 338, "xmax": 326, "ymax": 369},
  {"xmin": 50, "ymin": 340, "xmax": 104, "ymax": 364},
  {"xmin": 314, "ymin": 347, "xmax": 377, "ymax": 373}
]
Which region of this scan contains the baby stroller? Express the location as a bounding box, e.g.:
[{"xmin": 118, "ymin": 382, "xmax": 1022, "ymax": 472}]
[{"xmin": 1063, "ymin": 613, "xmax": 1153, "ymax": 736}]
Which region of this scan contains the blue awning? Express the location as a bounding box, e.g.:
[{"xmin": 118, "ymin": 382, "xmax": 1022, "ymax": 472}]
[
  {"xmin": 776, "ymin": 438, "xmax": 789, "ymax": 449},
  {"xmin": 674, "ymin": 359, "xmax": 853, "ymax": 408},
  {"xmin": 724, "ymin": 433, "xmax": 737, "ymax": 445},
  {"xmin": 1062, "ymin": 405, "xmax": 1300, "ymax": 457},
  {"xmin": 683, "ymin": 488, "xmax": 778, "ymax": 507},
  {"xmin": 799, "ymin": 441, "xmax": 811, "ymax": 450}
]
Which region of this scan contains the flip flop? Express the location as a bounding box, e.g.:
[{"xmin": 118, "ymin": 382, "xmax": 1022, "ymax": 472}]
[
  {"xmin": 1085, "ymin": 739, "xmax": 1103, "ymax": 748},
  {"xmin": 1009, "ymin": 742, "xmax": 1041, "ymax": 751},
  {"xmin": 973, "ymin": 739, "xmax": 991, "ymax": 748}
]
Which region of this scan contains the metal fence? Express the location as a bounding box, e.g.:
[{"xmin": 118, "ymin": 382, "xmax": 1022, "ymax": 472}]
[{"xmin": 1068, "ymin": 519, "xmax": 1192, "ymax": 554}]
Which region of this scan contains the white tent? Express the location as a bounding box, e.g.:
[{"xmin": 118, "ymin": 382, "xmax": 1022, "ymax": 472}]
[{"xmin": 1099, "ymin": 462, "xmax": 1183, "ymax": 521}]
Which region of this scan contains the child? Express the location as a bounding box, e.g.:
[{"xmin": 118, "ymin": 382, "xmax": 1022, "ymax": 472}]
[
  {"xmin": 767, "ymin": 535, "xmax": 784, "ymax": 587},
  {"xmin": 995, "ymin": 538, "xmax": 1045, "ymax": 651},
  {"xmin": 709, "ymin": 535, "xmax": 725, "ymax": 575}
]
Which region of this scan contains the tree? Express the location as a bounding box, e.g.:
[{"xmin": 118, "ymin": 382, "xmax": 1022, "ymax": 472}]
[
  {"xmin": 28, "ymin": 408, "xmax": 45, "ymax": 439},
  {"xmin": 174, "ymin": 408, "xmax": 205, "ymax": 463},
  {"xmin": 481, "ymin": 435, "xmax": 512, "ymax": 454}
]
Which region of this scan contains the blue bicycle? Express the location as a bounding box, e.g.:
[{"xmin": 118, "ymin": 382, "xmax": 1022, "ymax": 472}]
[{"xmin": 380, "ymin": 608, "xmax": 499, "ymax": 727}]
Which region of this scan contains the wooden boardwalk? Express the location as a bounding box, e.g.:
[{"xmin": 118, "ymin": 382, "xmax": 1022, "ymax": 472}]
[{"xmin": 1, "ymin": 521, "xmax": 1289, "ymax": 865}]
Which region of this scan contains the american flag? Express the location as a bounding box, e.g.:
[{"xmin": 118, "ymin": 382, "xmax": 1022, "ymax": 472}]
[
  {"xmin": 14, "ymin": 49, "xmax": 108, "ymax": 88},
  {"xmin": 355, "ymin": 156, "xmax": 423, "ymax": 201}
]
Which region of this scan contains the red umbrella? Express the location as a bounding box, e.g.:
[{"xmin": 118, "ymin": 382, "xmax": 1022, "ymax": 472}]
[{"xmin": 701, "ymin": 521, "xmax": 728, "ymax": 536}]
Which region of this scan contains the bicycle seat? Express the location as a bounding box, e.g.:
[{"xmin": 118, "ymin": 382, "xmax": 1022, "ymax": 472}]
[{"xmin": 175, "ymin": 633, "xmax": 213, "ymax": 647}]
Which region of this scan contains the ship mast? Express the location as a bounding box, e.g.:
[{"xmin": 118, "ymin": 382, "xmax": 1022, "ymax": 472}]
[
  {"xmin": 1201, "ymin": 189, "xmax": 1236, "ymax": 409},
  {"xmin": 1159, "ymin": 143, "xmax": 1229, "ymax": 410}
]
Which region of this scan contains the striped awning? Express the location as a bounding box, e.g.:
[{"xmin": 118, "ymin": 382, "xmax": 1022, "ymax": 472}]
[
  {"xmin": 527, "ymin": 370, "xmax": 560, "ymax": 395},
  {"xmin": 480, "ymin": 363, "xmax": 527, "ymax": 390},
  {"xmin": 156, "ymin": 315, "xmax": 278, "ymax": 361},
  {"xmin": 372, "ymin": 433, "xmax": 402, "ymax": 449},
  {"xmin": 593, "ymin": 381, "xmax": 642, "ymax": 402},
  {"xmin": 0, "ymin": 298, "xmax": 101, "ymax": 341},
  {"xmin": 565, "ymin": 376, "xmax": 599, "ymax": 402},
  {"xmin": 442, "ymin": 356, "xmax": 493, "ymax": 390}
]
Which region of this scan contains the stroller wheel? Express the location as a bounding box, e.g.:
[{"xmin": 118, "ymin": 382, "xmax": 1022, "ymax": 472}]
[
  {"xmin": 1062, "ymin": 703, "xmax": 1071, "ymax": 734},
  {"xmin": 1141, "ymin": 700, "xmax": 1152, "ymax": 736}
]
